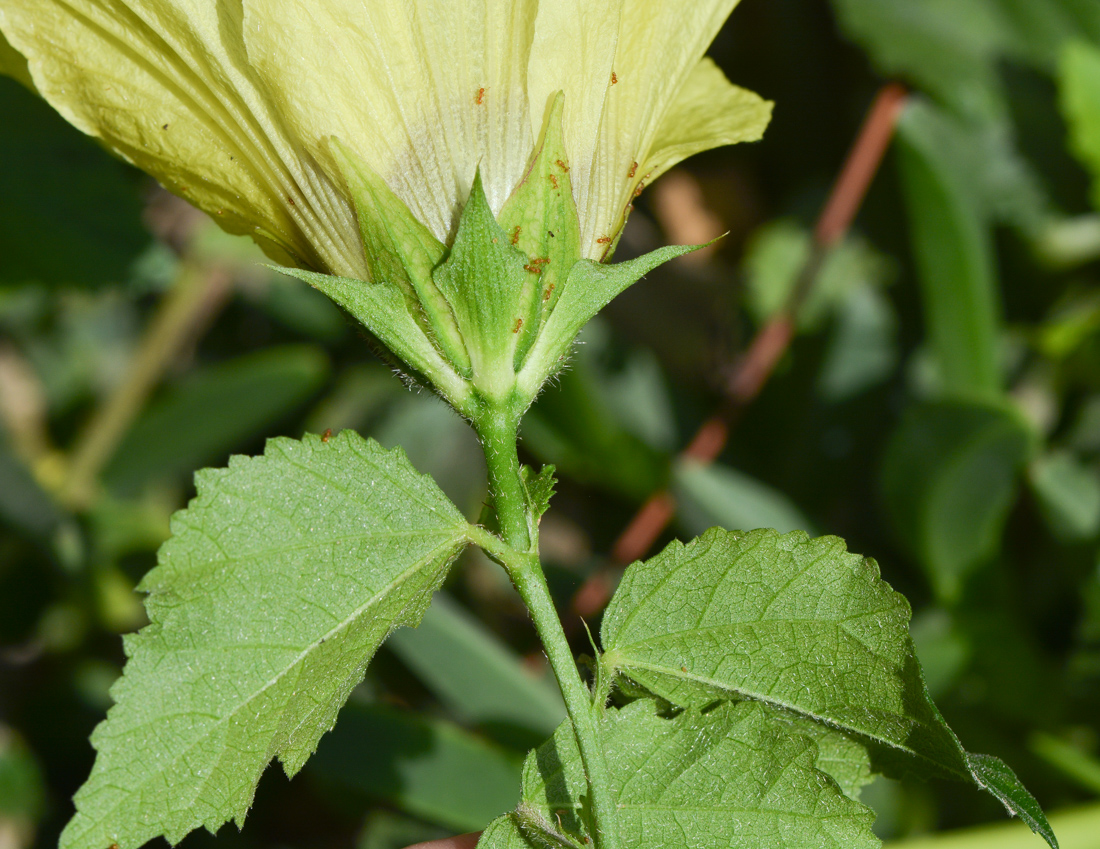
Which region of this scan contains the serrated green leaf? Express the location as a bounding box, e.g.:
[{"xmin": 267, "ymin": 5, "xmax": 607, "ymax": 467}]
[
  {"xmin": 62, "ymin": 430, "xmax": 472, "ymax": 849},
  {"xmin": 522, "ymin": 465, "xmax": 557, "ymax": 526},
  {"xmin": 477, "ymin": 699, "xmax": 879, "ymax": 849},
  {"xmin": 967, "ymin": 753, "xmax": 1060, "ymax": 847},
  {"xmin": 600, "ymin": 528, "xmax": 1057, "ymax": 847}
]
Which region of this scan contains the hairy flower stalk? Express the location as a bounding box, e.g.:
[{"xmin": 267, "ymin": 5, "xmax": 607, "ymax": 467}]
[{"xmin": 0, "ymin": 0, "xmax": 770, "ymax": 414}]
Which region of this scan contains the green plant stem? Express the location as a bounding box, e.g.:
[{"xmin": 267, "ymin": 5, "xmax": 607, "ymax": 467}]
[
  {"xmin": 473, "ymin": 413, "xmax": 622, "ymax": 849},
  {"xmin": 476, "ymin": 408, "xmax": 531, "ymax": 553}
]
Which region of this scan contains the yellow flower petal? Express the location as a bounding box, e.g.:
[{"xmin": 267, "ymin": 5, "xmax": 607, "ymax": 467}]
[
  {"xmin": 0, "ymin": 0, "xmax": 364, "ymax": 276},
  {"xmin": 242, "ymin": 0, "xmax": 538, "ymax": 246},
  {"xmin": 529, "ymin": 0, "xmax": 766, "ymax": 258},
  {"xmin": 0, "ymin": 27, "xmax": 33, "ymax": 92},
  {"xmin": 528, "ymin": 0, "xmax": 624, "ymax": 255},
  {"xmin": 1, "ymin": 0, "xmax": 770, "ymax": 276},
  {"xmin": 639, "ymin": 57, "xmax": 773, "ymax": 210}
]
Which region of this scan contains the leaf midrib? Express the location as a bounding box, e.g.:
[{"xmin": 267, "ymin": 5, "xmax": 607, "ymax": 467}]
[{"xmin": 611, "ymin": 657, "xmax": 970, "ymax": 782}]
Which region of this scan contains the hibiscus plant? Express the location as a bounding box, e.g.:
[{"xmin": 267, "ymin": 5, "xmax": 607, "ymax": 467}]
[{"xmin": 0, "ymin": 2, "xmax": 1061, "ymax": 849}]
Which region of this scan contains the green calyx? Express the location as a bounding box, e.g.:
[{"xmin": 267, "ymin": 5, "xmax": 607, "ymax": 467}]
[{"xmin": 279, "ymin": 92, "xmax": 705, "ymax": 422}]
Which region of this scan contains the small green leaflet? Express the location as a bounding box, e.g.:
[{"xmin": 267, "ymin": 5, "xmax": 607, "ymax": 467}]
[
  {"xmin": 477, "ymin": 699, "xmax": 879, "ymax": 849},
  {"xmin": 600, "ymin": 528, "xmax": 1057, "ymax": 848},
  {"xmin": 61, "ymin": 431, "xmax": 472, "ymax": 849}
]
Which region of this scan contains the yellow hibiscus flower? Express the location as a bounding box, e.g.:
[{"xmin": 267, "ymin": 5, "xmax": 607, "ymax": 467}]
[{"xmin": 0, "ymin": 0, "xmax": 770, "ymax": 278}]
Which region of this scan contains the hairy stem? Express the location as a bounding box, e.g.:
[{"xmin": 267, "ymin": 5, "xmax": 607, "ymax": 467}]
[
  {"xmin": 476, "ymin": 410, "xmax": 531, "ymax": 553},
  {"xmin": 473, "ymin": 415, "xmax": 621, "ymax": 849}
]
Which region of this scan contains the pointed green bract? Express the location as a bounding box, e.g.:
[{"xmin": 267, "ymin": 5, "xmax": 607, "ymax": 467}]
[
  {"xmin": 275, "ymin": 266, "xmax": 474, "ymax": 412},
  {"xmin": 517, "ymin": 243, "xmax": 705, "ymax": 398},
  {"xmin": 432, "ymin": 171, "xmax": 536, "ymax": 403},
  {"xmin": 600, "ymin": 528, "xmax": 1057, "ymax": 848},
  {"xmin": 498, "ymin": 91, "xmax": 583, "ymax": 361},
  {"xmin": 61, "ymin": 431, "xmax": 472, "ymax": 849},
  {"xmin": 477, "ymin": 699, "xmax": 879, "ymax": 849},
  {"xmin": 332, "ymin": 139, "xmax": 471, "ymax": 375}
]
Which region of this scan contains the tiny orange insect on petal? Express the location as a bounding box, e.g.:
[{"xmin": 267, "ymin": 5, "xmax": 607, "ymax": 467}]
[
  {"xmin": 475, "ymin": 87, "xmax": 486, "ymax": 105},
  {"xmin": 549, "ymin": 173, "xmax": 559, "ymax": 189},
  {"xmin": 513, "ymin": 317, "xmax": 524, "ymax": 333},
  {"xmin": 556, "ymin": 159, "xmax": 570, "ymax": 173},
  {"xmin": 610, "ymin": 71, "xmax": 618, "ymax": 85},
  {"xmin": 596, "ymin": 235, "xmax": 612, "ymax": 244},
  {"xmin": 628, "ymin": 161, "xmax": 638, "ymax": 179},
  {"xmin": 321, "ymin": 428, "xmax": 333, "ymax": 443},
  {"xmin": 511, "ymin": 225, "xmax": 522, "ymax": 245},
  {"xmin": 543, "ymin": 283, "xmax": 556, "ymax": 301}
]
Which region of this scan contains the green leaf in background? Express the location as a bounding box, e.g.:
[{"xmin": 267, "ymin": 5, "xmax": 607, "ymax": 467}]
[
  {"xmin": 828, "ymin": 0, "xmax": 1065, "ymax": 233},
  {"xmin": 385, "ymin": 593, "xmax": 565, "ymax": 741},
  {"xmin": 672, "ymin": 458, "xmax": 816, "ymax": 537},
  {"xmin": 600, "ymin": 528, "xmax": 1057, "ymax": 847},
  {"xmin": 897, "ymin": 101, "xmax": 1004, "ymax": 402},
  {"xmin": 0, "ymin": 77, "xmax": 149, "ymax": 287},
  {"xmin": 523, "ymin": 321, "xmax": 673, "ymax": 500},
  {"xmin": 0, "ymin": 725, "xmax": 45, "ymax": 848},
  {"xmin": 1060, "ymin": 40, "xmax": 1100, "ymax": 211},
  {"xmin": 743, "ymin": 220, "xmax": 894, "ymax": 331},
  {"xmin": 818, "ymin": 285, "xmax": 900, "ymax": 402},
  {"xmin": 311, "ymin": 701, "xmax": 521, "ymax": 833},
  {"xmin": 881, "ymin": 400, "xmax": 1033, "ymax": 602},
  {"xmin": 1029, "ymin": 450, "xmax": 1100, "ymax": 542},
  {"xmin": 0, "ymin": 440, "xmax": 64, "ymax": 539},
  {"xmin": 371, "ymin": 394, "xmax": 488, "ymax": 514},
  {"xmin": 884, "ymin": 802, "xmax": 1100, "ymax": 849},
  {"xmin": 478, "ymin": 699, "xmax": 879, "ymax": 849},
  {"xmin": 61, "ymin": 431, "xmax": 472, "ymax": 849},
  {"xmin": 102, "ymin": 345, "xmax": 330, "ymax": 496},
  {"xmin": 358, "ymin": 812, "xmax": 450, "ymax": 849}
]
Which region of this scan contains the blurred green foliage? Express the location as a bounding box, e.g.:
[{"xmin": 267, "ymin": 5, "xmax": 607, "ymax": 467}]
[{"xmin": 2, "ymin": 1, "xmax": 1100, "ymax": 847}]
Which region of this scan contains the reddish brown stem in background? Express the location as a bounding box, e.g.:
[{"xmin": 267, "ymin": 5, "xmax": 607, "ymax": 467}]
[{"xmin": 572, "ymin": 83, "xmax": 908, "ymax": 621}]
